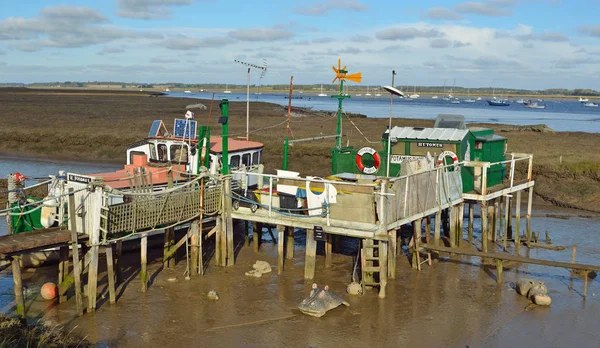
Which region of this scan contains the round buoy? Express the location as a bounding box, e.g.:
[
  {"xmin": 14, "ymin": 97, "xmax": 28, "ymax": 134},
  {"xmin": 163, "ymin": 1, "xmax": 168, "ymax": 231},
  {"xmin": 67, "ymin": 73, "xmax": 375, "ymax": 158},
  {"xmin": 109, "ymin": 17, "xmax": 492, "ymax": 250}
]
[{"xmin": 41, "ymin": 282, "xmax": 57, "ymax": 300}]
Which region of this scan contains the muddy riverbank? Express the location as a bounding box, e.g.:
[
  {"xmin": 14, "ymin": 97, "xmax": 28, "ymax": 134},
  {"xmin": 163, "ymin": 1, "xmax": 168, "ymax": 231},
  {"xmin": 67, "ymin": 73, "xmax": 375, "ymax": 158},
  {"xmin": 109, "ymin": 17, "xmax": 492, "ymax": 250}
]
[{"xmin": 0, "ymin": 210, "xmax": 598, "ymax": 347}]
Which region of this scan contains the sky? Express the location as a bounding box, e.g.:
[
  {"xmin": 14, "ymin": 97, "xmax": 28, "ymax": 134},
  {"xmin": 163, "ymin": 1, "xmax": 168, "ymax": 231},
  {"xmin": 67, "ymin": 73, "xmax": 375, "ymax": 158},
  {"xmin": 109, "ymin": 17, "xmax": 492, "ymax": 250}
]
[{"xmin": 1, "ymin": 0, "xmax": 600, "ymax": 89}]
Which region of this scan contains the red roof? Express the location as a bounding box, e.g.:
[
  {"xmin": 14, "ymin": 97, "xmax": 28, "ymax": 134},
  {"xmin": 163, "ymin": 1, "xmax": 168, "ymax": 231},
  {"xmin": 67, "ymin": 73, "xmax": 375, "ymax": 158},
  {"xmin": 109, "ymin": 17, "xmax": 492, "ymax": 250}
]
[{"xmin": 209, "ymin": 136, "xmax": 263, "ymax": 153}]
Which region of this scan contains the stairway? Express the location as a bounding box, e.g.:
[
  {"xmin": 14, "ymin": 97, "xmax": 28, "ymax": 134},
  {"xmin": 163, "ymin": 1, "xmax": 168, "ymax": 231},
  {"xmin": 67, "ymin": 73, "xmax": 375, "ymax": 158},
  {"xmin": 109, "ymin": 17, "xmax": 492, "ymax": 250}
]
[{"xmin": 361, "ymin": 239, "xmax": 387, "ymax": 298}]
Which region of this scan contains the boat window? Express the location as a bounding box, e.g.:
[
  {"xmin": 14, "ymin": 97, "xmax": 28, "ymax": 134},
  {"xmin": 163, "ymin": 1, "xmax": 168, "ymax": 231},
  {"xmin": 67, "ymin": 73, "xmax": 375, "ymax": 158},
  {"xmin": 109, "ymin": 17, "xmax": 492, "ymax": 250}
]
[
  {"xmin": 170, "ymin": 144, "xmax": 189, "ymax": 163},
  {"xmin": 230, "ymin": 155, "xmax": 240, "ymax": 168},
  {"xmin": 242, "ymin": 153, "xmax": 251, "ymax": 167},
  {"xmin": 157, "ymin": 144, "xmax": 168, "ymax": 161},
  {"xmin": 252, "ymin": 151, "xmax": 259, "ymax": 165},
  {"xmin": 149, "ymin": 143, "xmax": 157, "ymax": 160}
]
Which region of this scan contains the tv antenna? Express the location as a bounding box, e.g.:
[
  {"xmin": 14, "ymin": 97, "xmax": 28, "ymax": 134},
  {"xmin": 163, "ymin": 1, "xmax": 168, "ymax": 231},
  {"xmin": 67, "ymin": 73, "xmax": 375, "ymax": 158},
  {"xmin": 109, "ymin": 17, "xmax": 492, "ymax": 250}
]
[{"xmin": 234, "ymin": 59, "xmax": 268, "ymax": 140}]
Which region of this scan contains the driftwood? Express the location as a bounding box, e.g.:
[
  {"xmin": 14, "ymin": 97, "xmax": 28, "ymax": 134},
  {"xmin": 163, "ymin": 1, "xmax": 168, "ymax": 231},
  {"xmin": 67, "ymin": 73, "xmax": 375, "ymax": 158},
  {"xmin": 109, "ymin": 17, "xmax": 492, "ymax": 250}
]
[{"xmin": 524, "ymin": 242, "xmax": 566, "ymax": 251}]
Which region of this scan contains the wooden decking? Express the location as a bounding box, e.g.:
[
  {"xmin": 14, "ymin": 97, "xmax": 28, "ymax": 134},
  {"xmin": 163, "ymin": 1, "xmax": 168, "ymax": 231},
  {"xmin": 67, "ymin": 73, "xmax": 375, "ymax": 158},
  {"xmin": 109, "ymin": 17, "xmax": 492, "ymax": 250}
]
[{"xmin": 0, "ymin": 228, "xmax": 85, "ymax": 256}]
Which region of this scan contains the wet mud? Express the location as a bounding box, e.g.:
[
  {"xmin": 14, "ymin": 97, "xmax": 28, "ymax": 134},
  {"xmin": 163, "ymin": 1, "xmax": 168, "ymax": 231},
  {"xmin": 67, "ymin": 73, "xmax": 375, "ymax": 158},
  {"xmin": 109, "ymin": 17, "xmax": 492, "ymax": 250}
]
[{"xmin": 1, "ymin": 210, "xmax": 599, "ymax": 347}]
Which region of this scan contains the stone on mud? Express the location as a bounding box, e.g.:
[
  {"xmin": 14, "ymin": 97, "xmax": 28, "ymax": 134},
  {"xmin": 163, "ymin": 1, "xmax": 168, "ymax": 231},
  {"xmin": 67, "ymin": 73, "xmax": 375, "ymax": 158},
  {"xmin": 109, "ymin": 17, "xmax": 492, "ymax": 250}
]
[
  {"xmin": 346, "ymin": 282, "xmax": 362, "ymax": 295},
  {"xmin": 207, "ymin": 290, "xmax": 219, "ymax": 301},
  {"xmin": 245, "ymin": 260, "xmax": 272, "ymax": 278},
  {"xmin": 298, "ymin": 283, "xmax": 349, "ymax": 318}
]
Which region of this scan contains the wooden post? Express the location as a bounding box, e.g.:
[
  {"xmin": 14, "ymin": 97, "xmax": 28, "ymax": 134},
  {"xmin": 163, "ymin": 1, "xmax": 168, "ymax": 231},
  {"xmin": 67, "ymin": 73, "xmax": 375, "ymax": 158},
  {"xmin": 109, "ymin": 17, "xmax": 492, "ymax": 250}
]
[
  {"xmin": 496, "ymin": 259, "xmax": 503, "ymax": 283},
  {"xmin": 526, "ymin": 187, "xmax": 533, "ymax": 242},
  {"xmin": 11, "ymin": 256, "xmax": 24, "ymax": 319},
  {"xmin": 449, "ymin": 207, "xmax": 456, "ymax": 248},
  {"xmin": 388, "ymin": 229, "xmax": 397, "ymax": 279},
  {"xmin": 487, "ymin": 202, "xmax": 495, "ymax": 242},
  {"xmin": 584, "ymin": 271, "xmax": 589, "ymax": 298},
  {"xmin": 378, "ymin": 240, "xmax": 388, "ymax": 299},
  {"xmin": 115, "ymin": 240, "xmax": 122, "ymax": 284},
  {"xmin": 498, "ymin": 196, "xmax": 504, "ymax": 244},
  {"xmin": 434, "ymin": 211, "xmax": 441, "ymax": 246},
  {"xmin": 325, "ymin": 233, "xmax": 332, "ymax": 268},
  {"xmin": 198, "ymin": 222, "xmax": 204, "ymax": 275},
  {"xmin": 503, "ymin": 196, "xmax": 510, "ymax": 251},
  {"xmin": 493, "ymin": 199, "xmax": 499, "ymax": 243},
  {"xmin": 215, "ymin": 216, "xmax": 222, "ymax": 266},
  {"xmin": 190, "ymin": 221, "xmax": 200, "ymax": 275},
  {"xmin": 413, "ymin": 220, "xmax": 422, "ymax": 270},
  {"xmin": 253, "ymin": 222, "xmax": 262, "ymax": 253},
  {"xmin": 507, "ymin": 197, "xmax": 513, "ymax": 240},
  {"xmin": 58, "ymin": 245, "xmax": 69, "ymax": 303},
  {"xmin": 286, "ymin": 226, "xmax": 295, "ymax": 260},
  {"xmin": 425, "ymin": 216, "xmax": 431, "ymax": 244},
  {"xmin": 106, "ymin": 244, "xmax": 116, "ymax": 304},
  {"xmin": 572, "ymin": 245, "xmax": 577, "ymax": 263},
  {"xmin": 515, "ymin": 191, "xmax": 522, "ymax": 252},
  {"xmin": 468, "ymin": 203, "xmax": 474, "ymax": 245},
  {"xmin": 304, "ymin": 228, "xmax": 317, "ymax": 279},
  {"xmin": 68, "ymin": 188, "xmax": 83, "ymax": 316},
  {"xmin": 244, "ymin": 221, "xmax": 250, "ymax": 247},
  {"xmin": 140, "ymin": 233, "xmax": 148, "ymax": 292},
  {"xmin": 277, "ymin": 224, "xmax": 284, "ymax": 274},
  {"xmin": 87, "ymin": 188, "xmax": 102, "ymax": 312},
  {"xmin": 457, "ymin": 203, "xmax": 464, "ymax": 247},
  {"xmin": 481, "ymin": 201, "xmax": 488, "ymax": 253}
]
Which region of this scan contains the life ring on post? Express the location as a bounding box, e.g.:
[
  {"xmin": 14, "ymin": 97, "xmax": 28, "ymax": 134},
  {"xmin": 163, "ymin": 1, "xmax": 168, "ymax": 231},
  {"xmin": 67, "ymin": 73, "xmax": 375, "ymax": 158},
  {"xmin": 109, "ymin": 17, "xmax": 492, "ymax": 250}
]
[
  {"xmin": 437, "ymin": 151, "xmax": 459, "ymax": 171},
  {"xmin": 356, "ymin": 147, "xmax": 381, "ymax": 174}
]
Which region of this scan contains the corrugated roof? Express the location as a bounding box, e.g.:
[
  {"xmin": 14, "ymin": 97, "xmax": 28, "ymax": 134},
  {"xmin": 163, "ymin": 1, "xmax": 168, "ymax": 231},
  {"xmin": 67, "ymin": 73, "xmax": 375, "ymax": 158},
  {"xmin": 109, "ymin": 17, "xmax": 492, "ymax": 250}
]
[
  {"xmin": 210, "ymin": 136, "xmax": 264, "ymax": 153},
  {"xmin": 388, "ymin": 127, "xmax": 469, "ymax": 142}
]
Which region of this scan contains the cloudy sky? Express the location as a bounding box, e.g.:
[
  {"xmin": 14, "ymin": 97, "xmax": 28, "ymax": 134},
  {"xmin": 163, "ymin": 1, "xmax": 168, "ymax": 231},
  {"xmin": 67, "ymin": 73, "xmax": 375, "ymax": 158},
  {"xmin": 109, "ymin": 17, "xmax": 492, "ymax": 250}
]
[{"xmin": 1, "ymin": 0, "xmax": 599, "ymax": 89}]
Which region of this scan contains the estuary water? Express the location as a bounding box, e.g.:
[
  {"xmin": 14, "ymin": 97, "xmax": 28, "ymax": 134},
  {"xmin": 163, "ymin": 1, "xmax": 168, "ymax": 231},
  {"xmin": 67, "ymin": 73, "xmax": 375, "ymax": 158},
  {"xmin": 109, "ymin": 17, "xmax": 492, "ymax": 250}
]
[{"xmin": 167, "ymin": 91, "xmax": 600, "ymax": 133}]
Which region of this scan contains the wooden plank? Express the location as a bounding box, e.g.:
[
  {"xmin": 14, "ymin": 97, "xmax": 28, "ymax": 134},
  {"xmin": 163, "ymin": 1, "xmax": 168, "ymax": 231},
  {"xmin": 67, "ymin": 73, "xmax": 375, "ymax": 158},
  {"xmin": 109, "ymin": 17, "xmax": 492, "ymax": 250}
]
[
  {"xmin": 140, "ymin": 234, "xmax": 148, "ymax": 292},
  {"xmin": 325, "ymin": 233, "xmax": 332, "ymax": 268},
  {"xmin": 286, "ymin": 226, "xmax": 294, "ymax": 260},
  {"xmin": 526, "ymin": 187, "xmax": 533, "ymax": 242},
  {"xmin": 12, "ymin": 256, "xmax": 24, "ymax": 319},
  {"xmin": 277, "ymin": 177, "xmax": 375, "ymax": 194},
  {"xmin": 434, "ymin": 211, "xmax": 441, "ymax": 246},
  {"xmin": 378, "ymin": 240, "xmax": 388, "ymax": 299},
  {"xmin": 422, "ymin": 243, "xmax": 600, "ymax": 271},
  {"xmin": 277, "ymin": 225, "xmax": 284, "ymax": 274},
  {"xmin": 106, "ymin": 245, "xmax": 116, "ymax": 304},
  {"xmin": 388, "ymin": 230, "xmax": 396, "ymax": 279},
  {"xmin": 516, "ymin": 190, "xmax": 522, "ymax": 252},
  {"xmin": 190, "ymin": 221, "xmax": 199, "ymax": 275},
  {"xmin": 481, "ymin": 201, "xmax": 488, "ymax": 253},
  {"xmin": 0, "ymin": 228, "xmax": 75, "ymax": 255},
  {"xmin": 58, "ymin": 246, "xmax": 69, "ymax": 303}
]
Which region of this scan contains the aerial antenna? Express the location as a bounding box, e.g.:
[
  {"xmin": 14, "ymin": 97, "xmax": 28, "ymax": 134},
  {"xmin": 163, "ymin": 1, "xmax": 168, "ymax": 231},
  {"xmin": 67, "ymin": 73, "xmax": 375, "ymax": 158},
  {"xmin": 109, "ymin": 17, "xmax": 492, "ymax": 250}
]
[
  {"xmin": 331, "ymin": 59, "xmax": 361, "ymax": 149},
  {"xmin": 234, "ymin": 59, "xmax": 268, "ymax": 140}
]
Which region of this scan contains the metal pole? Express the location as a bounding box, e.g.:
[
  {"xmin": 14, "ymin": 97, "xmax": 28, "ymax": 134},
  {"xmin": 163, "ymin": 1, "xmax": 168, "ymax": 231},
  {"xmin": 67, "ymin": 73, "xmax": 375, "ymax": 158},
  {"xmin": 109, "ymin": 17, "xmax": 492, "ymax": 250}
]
[
  {"xmin": 221, "ymin": 99, "xmax": 229, "ymax": 175},
  {"xmin": 386, "ymin": 70, "xmax": 396, "ymax": 177},
  {"xmin": 246, "ymin": 68, "xmax": 250, "ymax": 141}
]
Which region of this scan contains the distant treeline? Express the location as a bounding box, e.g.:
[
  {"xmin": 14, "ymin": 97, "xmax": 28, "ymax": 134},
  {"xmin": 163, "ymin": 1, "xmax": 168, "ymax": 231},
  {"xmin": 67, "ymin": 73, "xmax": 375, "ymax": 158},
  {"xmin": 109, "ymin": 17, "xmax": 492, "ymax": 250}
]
[{"xmin": 6, "ymin": 81, "xmax": 599, "ymax": 96}]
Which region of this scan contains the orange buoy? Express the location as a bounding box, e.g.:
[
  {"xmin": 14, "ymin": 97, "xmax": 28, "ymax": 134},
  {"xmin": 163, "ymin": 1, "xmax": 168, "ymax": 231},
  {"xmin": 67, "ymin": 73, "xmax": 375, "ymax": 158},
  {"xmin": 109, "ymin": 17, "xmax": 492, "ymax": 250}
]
[{"xmin": 41, "ymin": 282, "xmax": 57, "ymax": 300}]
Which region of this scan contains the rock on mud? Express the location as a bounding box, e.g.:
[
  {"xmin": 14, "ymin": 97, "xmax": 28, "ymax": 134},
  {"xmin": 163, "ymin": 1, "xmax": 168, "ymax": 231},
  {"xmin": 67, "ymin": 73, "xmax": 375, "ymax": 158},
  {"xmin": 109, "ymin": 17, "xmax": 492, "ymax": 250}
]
[
  {"xmin": 298, "ymin": 283, "xmax": 349, "ymax": 318},
  {"xmin": 245, "ymin": 260, "xmax": 272, "ymax": 278},
  {"xmin": 516, "ymin": 278, "xmax": 551, "ymax": 306},
  {"xmin": 207, "ymin": 290, "xmax": 219, "ymax": 301},
  {"xmin": 346, "ymin": 282, "xmax": 362, "ymax": 295}
]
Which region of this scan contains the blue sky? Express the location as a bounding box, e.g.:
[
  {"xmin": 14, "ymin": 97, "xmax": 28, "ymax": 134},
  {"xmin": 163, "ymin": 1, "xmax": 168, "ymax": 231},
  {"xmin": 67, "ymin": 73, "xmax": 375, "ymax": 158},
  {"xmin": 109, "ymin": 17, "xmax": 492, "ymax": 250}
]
[{"xmin": 1, "ymin": 0, "xmax": 600, "ymax": 89}]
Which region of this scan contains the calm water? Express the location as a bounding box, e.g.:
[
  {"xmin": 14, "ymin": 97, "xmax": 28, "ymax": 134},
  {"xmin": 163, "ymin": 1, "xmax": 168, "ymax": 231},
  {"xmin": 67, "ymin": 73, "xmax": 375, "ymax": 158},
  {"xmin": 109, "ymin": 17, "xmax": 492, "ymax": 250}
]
[{"xmin": 168, "ymin": 91, "xmax": 600, "ymax": 133}]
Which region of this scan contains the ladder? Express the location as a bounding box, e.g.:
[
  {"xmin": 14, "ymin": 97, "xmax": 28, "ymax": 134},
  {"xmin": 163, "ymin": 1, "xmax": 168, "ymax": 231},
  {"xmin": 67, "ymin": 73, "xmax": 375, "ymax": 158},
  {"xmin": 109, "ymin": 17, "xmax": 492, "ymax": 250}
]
[
  {"xmin": 409, "ymin": 235, "xmax": 432, "ymax": 271},
  {"xmin": 361, "ymin": 239, "xmax": 387, "ymax": 298}
]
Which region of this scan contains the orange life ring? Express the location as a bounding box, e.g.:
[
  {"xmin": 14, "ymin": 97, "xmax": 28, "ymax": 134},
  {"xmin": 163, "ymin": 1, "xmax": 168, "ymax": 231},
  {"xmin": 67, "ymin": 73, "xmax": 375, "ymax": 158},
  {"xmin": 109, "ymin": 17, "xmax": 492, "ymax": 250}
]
[
  {"xmin": 356, "ymin": 147, "xmax": 380, "ymax": 174},
  {"xmin": 437, "ymin": 151, "xmax": 459, "ymax": 170}
]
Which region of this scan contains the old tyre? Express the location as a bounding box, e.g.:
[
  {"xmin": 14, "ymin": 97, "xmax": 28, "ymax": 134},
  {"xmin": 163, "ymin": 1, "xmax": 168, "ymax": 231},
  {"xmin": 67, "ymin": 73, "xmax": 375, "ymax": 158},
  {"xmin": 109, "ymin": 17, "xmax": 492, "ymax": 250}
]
[
  {"xmin": 250, "ymin": 203, "xmax": 258, "ymax": 213},
  {"xmin": 232, "ymin": 199, "xmax": 240, "ymax": 210}
]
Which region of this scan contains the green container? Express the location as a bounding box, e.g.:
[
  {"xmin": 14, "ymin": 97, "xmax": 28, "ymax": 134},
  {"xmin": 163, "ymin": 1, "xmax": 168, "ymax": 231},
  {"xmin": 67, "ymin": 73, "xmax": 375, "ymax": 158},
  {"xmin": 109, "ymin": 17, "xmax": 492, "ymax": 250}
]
[
  {"xmin": 10, "ymin": 197, "xmax": 45, "ymax": 234},
  {"xmin": 470, "ymin": 127, "xmax": 508, "ymax": 190}
]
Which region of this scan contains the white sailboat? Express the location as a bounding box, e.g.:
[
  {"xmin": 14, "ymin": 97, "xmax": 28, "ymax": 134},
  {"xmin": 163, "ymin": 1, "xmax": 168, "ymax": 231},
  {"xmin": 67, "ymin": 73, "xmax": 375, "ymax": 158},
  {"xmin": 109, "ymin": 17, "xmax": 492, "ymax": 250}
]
[
  {"xmin": 409, "ymin": 85, "xmax": 420, "ymax": 99},
  {"xmin": 318, "ymin": 84, "xmax": 327, "ymax": 97},
  {"xmin": 365, "ymin": 86, "xmax": 372, "ymax": 97},
  {"xmin": 464, "ymin": 88, "xmax": 476, "ymax": 103},
  {"xmin": 223, "ymin": 83, "xmax": 231, "ymax": 94},
  {"xmin": 579, "ymin": 97, "xmax": 589, "ymax": 102}
]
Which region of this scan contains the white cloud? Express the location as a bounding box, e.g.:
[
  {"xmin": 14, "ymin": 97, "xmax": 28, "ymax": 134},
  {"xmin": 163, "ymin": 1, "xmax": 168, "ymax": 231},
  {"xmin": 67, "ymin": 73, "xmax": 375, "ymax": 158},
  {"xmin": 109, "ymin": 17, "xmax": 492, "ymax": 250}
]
[
  {"xmin": 160, "ymin": 35, "xmax": 231, "ymax": 50},
  {"xmin": 229, "ymin": 27, "xmax": 295, "ymax": 41},
  {"xmin": 455, "ymin": 1, "xmax": 512, "ymax": 16},
  {"xmin": 376, "ymin": 28, "xmax": 444, "ymax": 41},
  {"xmin": 97, "ymin": 46, "xmax": 126, "ymax": 55},
  {"xmin": 295, "ymin": 0, "xmax": 368, "ymax": 16},
  {"xmin": 579, "ymin": 25, "xmax": 600, "ymax": 38},
  {"xmin": 423, "ymin": 7, "xmax": 463, "ymax": 20},
  {"xmin": 116, "ymin": 0, "xmax": 200, "ymax": 19}
]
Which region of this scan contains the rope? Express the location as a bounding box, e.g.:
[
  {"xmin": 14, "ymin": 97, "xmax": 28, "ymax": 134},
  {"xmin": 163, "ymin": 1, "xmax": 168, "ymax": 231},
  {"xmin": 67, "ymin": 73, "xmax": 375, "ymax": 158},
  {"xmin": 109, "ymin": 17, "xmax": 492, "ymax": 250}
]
[
  {"xmin": 0, "ymin": 186, "xmax": 88, "ymax": 215},
  {"xmin": 104, "ymin": 171, "xmax": 219, "ymax": 197},
  {"xmin": 344, "ymin": 111, "xmax": 380, "ymax": 144},
  {"xmin": 227, "ymin": 191, "xmax": 328, "ymax": 218}
]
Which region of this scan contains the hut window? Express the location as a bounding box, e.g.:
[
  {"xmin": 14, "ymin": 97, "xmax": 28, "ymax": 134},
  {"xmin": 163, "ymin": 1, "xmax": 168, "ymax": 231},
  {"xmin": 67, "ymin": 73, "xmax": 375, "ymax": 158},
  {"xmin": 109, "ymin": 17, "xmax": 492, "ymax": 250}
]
[
  {"xmin": 252, "ymin": 151, "xmax": 259, "ymax": 165},
  {"xmin": 475, "ymin": 141, "xmax": 483, "ymax": 150},
  {"xmin": 230, "ymin": 155, "xmax": 240, "ymax": 168},
  {"xmin": 149, "ymin": 143, "xmax": 157, "ymax": 160},
  {"xmin": 157, "ymin": 144, "xmax": 168, "ymax": 161},
  {"xmin": 170, "ymin": 144, "xmax": 189, "ymax": 163}
]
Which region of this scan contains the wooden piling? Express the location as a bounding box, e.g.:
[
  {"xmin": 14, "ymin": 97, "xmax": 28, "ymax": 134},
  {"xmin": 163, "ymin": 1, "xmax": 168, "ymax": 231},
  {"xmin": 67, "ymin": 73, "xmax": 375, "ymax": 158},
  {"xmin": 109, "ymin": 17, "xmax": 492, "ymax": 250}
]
[
  {"xmin": 496, "ymin": 259, "xmax": 503, "ymax": 283},
  {"xmin": 434, "ymin": 211, "xmax": 441, "ymax": 246},
  {"xmin": 68, "ymin": 188, "xmax": 83, "ymax": 316},
  {"xmin": 87, "ymin": 188, "xmax": 102, "ymax": 312},
  {"xmin": 325, "ymin": 233, "xmax": 332, "ymax": 268},
  {"xmin": 253, "ymin": 222, "xmax": 262, "ymax": 253},
  {"xmin": 140, "ymin": 233, "xmax": 148, "ymax": 292},
  {"xmin": 572, "ymin": 245, "xmax": 577, "ymax": 263},
  {"xmin": 449, "ymin": 208, "xmax": 456, "ymax": 248},
  {"xmin": 106, "ymin": 244, "xmax": 116, "ymax": 304},
  {"xmin": 224, "ymin": 178, "xmax": 234, "ymax": 267},
  {"xmin": 115, "ymin": 240, "xmax": 122, "ymax": 284},
  {"xmin": 11, "ymin": 256, "xmax": 24, "ymax": 319},
  {"xmin": 515, "ymin": 191, "xmax": 522, "ymax": 252},
  {"xmin": 481, "ymin": 201, "xmax": 488, "ymax": 253},
  {"xmin": 58, "ymin": 245, "xmax": 69, "ymax": 303},
  {"xmin": 584, "ymin": 271, "xmax": 589, "ymax": 298},
  {"xmin": 526, "ymin": 187, "xmax": 533, "ymax": 242},
  {"xmin": 198, "ymin": 222, "xmax": 204, "ymax": 275},
  {"xmin": 388, "ymin": 229, "xmax": 397, "ymax": 279},
  {"xmin": 507, "ymin": 197, "xmax": 513, "ymax": 240},
  {"xmin": 277, "ymin": 224, "xmax": 284, "ymax": 274},
  {"xmin": 487, "ymin": 202, "xmax": 495, "ymax": 242},
  {"xmin": 378, "ymin": 239, "xmax": 388, "ymax": 299},
  {"xmin": 498, "ymin": 196, "xmax": 504, "ymax": 244},
  {"xmin": 190, "ymin": 221, "xmax": 200, "ymax": 275},
  {"xmin": 286, "ymin": 226, "xmax": 295, "ymax": 260},
  {"xmin": 468, "ymin": 203, "xmax": 474, "ymax": 245},
  {"xmin": 492, "ymin": 199, "xmax": 499, "ymax": 243},
  {"xmin": 215, "ymin": 216, "xmax": 222, "ymax": 266},
  {"xmin": 413, "ymin": 220, "xmax": 422, "ymax": 270},
  {"xmin": 304, "ymin": 228, "xmax": 316, "ymax": 280},
  {"xmin": 457, "ymin": 203, "xmax": 464, "ymax": 247},
  {"xmin": 425, "ymin": 216, "xmax": 431, "ymax": 244},
  {"xmin": 503, "ymin": 196, "xmax": 510, "ymax": 251}
]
